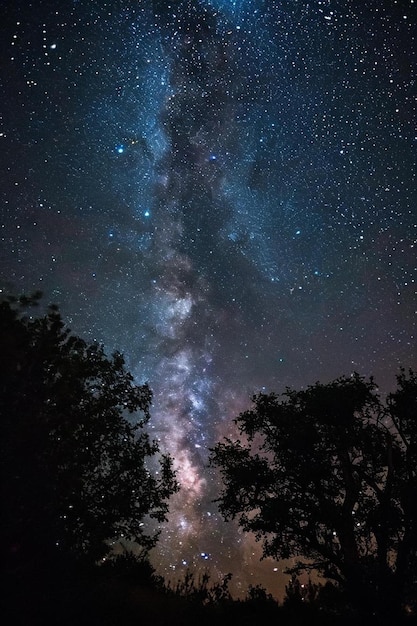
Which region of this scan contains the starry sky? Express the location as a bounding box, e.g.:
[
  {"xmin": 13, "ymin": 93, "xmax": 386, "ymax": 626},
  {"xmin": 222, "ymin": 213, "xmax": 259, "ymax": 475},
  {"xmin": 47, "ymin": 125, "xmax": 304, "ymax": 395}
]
[{"xmin": 1, "ymin": 0, "xmax": 416, "ymax": 597}]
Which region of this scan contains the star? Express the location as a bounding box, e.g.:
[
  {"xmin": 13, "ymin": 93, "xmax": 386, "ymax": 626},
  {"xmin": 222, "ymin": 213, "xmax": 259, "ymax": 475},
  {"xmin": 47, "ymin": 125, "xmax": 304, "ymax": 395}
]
[{"xmin": 1, "ymin": 0, "xmax": 416, "ymax": 600}]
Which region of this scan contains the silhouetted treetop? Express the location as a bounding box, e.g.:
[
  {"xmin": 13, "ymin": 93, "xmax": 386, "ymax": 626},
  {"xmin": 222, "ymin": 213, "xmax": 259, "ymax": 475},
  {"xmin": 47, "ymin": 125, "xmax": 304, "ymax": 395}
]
[
  {"xmin": 0, "ymin": 293, "xmax": 179, "ymax": 571},
  {"xmin": 210, "ymin": 372, "xmax": 417, "ymax": 623}
]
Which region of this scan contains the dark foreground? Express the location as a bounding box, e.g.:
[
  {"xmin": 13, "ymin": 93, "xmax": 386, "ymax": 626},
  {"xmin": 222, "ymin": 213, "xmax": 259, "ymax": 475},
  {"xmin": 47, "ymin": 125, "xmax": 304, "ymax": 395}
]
[{"xmin": 4, "ymin": 556, "xmax": 417, "ymax": 626}]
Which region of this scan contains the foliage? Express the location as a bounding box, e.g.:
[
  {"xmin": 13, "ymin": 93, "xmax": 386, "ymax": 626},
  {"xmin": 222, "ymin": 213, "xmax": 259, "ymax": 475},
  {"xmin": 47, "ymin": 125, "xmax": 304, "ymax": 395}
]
[
  {"xmin": 210, "ymin": 372, "xmax": 417, "ymax": 621},
  {"xmin": 245, "ymin": 583, "xmax": 275, "ymax": 604},
  {"xmin": 0, "ymin": 293, "xmax": 178, "ymax": 573},
  {"xmin": 166, "ymin": 569, "xmax": 233, "ymax": 605},
  {"xmin": 99, "ymin": 550, "xmax": 165, "ymax": 587}
]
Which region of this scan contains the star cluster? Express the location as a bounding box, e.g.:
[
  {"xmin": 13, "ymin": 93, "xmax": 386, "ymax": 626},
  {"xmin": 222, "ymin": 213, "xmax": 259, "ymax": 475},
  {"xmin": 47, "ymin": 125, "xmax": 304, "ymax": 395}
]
[{"xmin": 1, "ymin": 0, "xmax": 416, "ymax": 597}]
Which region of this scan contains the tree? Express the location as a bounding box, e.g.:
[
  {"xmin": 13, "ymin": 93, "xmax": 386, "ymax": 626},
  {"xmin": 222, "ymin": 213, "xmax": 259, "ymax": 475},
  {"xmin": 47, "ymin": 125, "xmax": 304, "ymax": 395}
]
[
  {"xmin": 0, "ymin": 293, "xmax": 178, "ymax": 574},
  {"xmin": 210, "ymin": 373, "xmax": 417, "ymax": 622}
]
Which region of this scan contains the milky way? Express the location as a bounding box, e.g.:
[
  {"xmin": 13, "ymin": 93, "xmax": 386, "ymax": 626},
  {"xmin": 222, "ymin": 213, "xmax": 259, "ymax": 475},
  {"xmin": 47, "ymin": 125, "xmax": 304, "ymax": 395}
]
[{"xmin": 1, "ymin": 0, "xmax": 416, "ymax": 596}]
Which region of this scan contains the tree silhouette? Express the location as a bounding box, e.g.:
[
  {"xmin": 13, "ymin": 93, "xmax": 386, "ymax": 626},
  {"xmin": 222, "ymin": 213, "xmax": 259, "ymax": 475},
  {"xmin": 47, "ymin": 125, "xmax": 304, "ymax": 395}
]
[
  {"xmin": 0, "ymin": 293, "xmax": 178, "ymax": 576},
  {"xmin": 210, "ymin": 372, "xmax": 417, "ymax": 622}
]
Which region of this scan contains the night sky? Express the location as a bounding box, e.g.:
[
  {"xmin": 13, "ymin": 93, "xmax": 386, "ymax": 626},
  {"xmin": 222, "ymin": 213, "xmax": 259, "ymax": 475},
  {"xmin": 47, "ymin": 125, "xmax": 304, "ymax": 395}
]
[{"xmin": 1, "ymin": 0, "xmax": 416, "ymax": 597}]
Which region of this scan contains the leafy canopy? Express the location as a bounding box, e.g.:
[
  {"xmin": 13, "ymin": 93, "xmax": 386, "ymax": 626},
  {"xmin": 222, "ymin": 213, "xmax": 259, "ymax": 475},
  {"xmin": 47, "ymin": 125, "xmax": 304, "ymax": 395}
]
[
  {"xmin": 210, "ymin": 372, "xmax": 417, "ymax": 618},
  {"xmin": 1, "ymin": 293, "xmax": 178, "ymax": 567}
]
